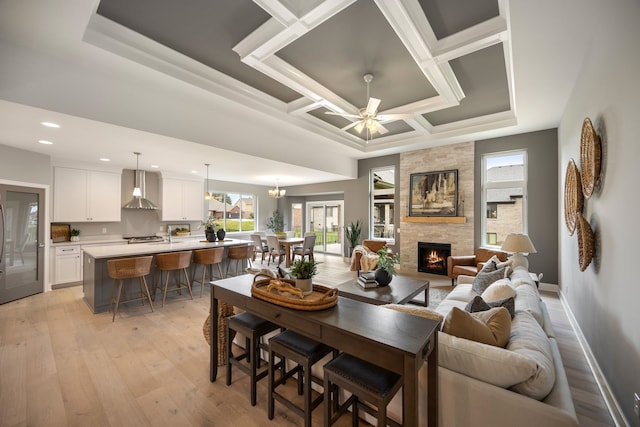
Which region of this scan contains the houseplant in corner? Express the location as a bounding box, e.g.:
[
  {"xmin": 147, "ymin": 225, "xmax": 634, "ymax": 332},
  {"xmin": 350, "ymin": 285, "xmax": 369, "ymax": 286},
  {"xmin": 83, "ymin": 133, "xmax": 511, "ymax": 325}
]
[
  {"xmin": 266, "ymin": 209, "xmax": 285, "ymax": 237},
  {"xmin": 375, "ymin": 246, "xmax": 399, "ymax": 286},
  {"xmin": 289, "ymin": 258, "xmax": 318, "ymax": 295},
  {"xmin": 202, "ymin": 217, "xmax": 219, "ymax": 242},
  {"xmin": 344, "ymin": 219, "xmax": 363, "ymax": 257}
]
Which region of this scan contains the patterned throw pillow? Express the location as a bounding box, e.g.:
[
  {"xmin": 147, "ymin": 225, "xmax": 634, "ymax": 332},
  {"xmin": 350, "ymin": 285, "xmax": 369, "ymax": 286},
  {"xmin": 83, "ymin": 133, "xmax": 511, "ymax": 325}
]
[
  {"xmin": 472, "ymin": 267, "xmax": 506, "ymax": 295},
  {"xmin": 465, "ymin": 295, "xmax": 516, "ymax": 319}
]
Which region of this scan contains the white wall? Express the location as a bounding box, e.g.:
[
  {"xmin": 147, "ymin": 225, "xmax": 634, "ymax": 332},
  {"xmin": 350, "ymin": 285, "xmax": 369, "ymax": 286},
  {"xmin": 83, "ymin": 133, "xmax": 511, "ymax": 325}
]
[{"xmin": 558, "ymin": 0, "xmax": 640, "ymax": 424}]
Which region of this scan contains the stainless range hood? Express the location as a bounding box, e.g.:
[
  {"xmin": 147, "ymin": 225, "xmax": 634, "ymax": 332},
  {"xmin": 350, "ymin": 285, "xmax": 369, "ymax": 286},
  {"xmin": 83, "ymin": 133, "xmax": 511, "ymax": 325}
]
[{"xmin": 123, "ymin": 152, "xmax": 158, "ymax": 210}]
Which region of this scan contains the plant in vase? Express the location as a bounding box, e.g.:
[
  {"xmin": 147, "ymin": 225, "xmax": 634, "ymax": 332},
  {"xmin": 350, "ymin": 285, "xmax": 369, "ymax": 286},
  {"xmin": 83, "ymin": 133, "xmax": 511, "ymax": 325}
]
[
  {"xmin": 70, "ymin": 228, "xmax": 80, "ymax": 242},
  {"xmin": 202, "ymin": 217, "xmax": 219, "ymax": 242},
  {"xmin": 375, "ymin": 247, "xmax": 399, "ymax": 286},
  {"xmin": 344, "ymin": 219, "xmax": 363, "ymax": 257},
  {"xmin": 288, "ymin": 258, "xmax": 318, "ymax": 295}
]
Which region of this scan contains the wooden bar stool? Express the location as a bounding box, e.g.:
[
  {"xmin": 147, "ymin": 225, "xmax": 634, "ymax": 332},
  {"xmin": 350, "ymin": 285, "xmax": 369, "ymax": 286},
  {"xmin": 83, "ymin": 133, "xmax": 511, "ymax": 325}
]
[
  {"xmin": 268, "ymin": 330, "xmax": 336, "ymax": 427},
  {"xmin": 107, "ymin": 256, "xmax": 154, "ymax": 322},
  {"xmin": 225, "ymin": 245, "xmax": 250, "ymax": 277},
  {"xmin": 323, "ymin": 353, "xmax": 403, "ymax": 427},
  {"xmin": 155, "ymin": 251, "xmax": 193, "ymax": 307},
  {"xmin": 226, "ymin": 312, "xmax": 281, "ymax": 406},
  {"xmin": 191, "ymin": 247, "xmax": 224, "ymax": 297}
]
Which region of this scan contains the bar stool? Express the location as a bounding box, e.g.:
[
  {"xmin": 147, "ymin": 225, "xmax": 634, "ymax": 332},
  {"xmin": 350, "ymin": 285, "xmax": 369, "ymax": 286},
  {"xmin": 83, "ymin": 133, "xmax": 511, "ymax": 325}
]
[
  {"xmin": 268, "ymin": 330, "xmax": 336, "ymax": 427},
  {"xmin": 226, "ymin": 312, "xmax": 281, "ymax": 406},
  {"xmin": 155, "ymin": 251, "xmax": 193, "ymax": 307},
  {"xmin": 323, "ymin": 353, "xmax": 403, "ymax": 427},
  {"xmin": 107, "ymin": 256, "xmax": 154, "ymax": 322},
  {"xmin": 191, "ymin": 247, "xmax": 224, "ymax": 297},
  {"xmin": 225, "ymin": 245, "xmax": 250, "ymax": 277}
]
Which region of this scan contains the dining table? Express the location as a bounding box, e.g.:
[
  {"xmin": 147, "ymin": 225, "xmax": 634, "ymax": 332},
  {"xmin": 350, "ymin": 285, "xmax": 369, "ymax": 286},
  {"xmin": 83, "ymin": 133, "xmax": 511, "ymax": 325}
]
[
  {"xmin": 209, "ymin": 274, "xmax": 440, "ymax": 426},
  {"xmin": 263, "ymin": 236, "xmax": 304, "ymax": 267}
]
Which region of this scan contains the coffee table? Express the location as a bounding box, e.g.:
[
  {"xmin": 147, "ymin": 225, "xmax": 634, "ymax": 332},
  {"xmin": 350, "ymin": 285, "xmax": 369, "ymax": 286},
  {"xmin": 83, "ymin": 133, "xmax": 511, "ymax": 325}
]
[{"xmin": 336, "ymin": 275, "xmax": 430, "ymax": 306}]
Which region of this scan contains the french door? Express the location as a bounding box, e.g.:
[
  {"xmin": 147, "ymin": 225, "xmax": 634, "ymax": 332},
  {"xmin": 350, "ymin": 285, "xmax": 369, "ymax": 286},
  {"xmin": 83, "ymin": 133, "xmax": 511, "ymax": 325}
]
[
  {"xmin": 306, "ymin": 201, "xmax": 343, "ymax": 255},
  {"xmin": 0, "ymin": 184, "xmax": 45, "ymax": 304}
]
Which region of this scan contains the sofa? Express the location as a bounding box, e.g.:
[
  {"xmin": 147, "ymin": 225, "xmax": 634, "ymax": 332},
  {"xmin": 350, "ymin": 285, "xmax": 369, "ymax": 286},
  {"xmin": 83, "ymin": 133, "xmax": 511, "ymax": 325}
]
[
  {"xmin": 384, "ymin": 264, "xmax": 578, "ymax": 427},
  {"xmin": 447, "ymin": 247, "xmax": 508, "ymax": 285}
]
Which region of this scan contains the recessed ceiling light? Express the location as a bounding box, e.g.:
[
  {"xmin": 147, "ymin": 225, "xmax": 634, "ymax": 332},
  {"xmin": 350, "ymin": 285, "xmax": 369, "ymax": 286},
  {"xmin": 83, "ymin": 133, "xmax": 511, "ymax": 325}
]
[
  {"xmin": 41, "ymin": 121, "xmax": 60, "ymax": 128},
  {"xmin": 38, "ymin": 140, "xmax": 53, "ymax": 145},
  {"xmin": 191, "ymin": 170, "xmax": 198, "ymax": 174},
  {"xmin": 151, "ymin": 165, "xmax": 159, "ymax": 168},
  {"xmin": 99, "ymin": 158, "xmax": 111, "ymax": 162}
]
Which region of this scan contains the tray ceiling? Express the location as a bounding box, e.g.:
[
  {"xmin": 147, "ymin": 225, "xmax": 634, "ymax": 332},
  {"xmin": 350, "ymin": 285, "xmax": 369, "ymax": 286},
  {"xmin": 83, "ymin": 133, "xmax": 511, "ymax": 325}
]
[{"xmin": 93, "ymin": 0, "xmax": 514, "ymax": 150}]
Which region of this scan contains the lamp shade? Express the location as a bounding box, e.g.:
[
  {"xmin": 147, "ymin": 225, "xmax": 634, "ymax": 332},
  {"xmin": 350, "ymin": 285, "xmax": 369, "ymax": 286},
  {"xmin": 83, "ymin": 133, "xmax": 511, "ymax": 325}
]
[{"xmin": 501, "ymin": 233, "xmax": 537, "ymax": 254}]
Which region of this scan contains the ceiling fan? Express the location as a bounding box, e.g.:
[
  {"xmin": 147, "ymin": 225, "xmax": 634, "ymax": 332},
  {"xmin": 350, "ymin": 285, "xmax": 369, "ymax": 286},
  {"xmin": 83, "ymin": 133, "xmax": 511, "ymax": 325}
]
[{"xmin": 325, "ymin": 73, "xmax": 413, "ymax": 141}]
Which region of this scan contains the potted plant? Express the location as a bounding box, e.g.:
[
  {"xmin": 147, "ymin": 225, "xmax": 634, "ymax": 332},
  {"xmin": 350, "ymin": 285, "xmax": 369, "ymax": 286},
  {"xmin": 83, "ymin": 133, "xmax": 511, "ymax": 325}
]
[
  {"xmin": 202, "ymin": 217, "xmax": 219, "ymax": 242},
  {"xmin": 289, "ymin": 258, "xmax": 318, "ymax": 295},
  {"xmin": 344, "ymin": 219, "xmax": 363, "ymax": 257},
  {"xmin": 266, "ymin": 209, "xmax": 285, "ymax": 237},
  {"xmin": 375, "ymin": 246, "xmax": 399, "ymax": 286},
  {"xmin": 70, "ymin": 228, "xmax": 80, "ymax": 242}
]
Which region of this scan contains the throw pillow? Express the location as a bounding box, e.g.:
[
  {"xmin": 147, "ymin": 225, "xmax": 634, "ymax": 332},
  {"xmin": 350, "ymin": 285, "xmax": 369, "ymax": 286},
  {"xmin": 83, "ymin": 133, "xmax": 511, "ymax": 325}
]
[
  {"xmin": 489, "ymin": 254, "xmax": 512, "ymax": 270},
  {"xmin": 465, "ymin": 295, "xmax": 515, "ymax": 319},
  {"xmin": 471, "ymin": 267, "xmax": 506, "ymax": 295},
  {"xmin": 478, "ymin": 258, "xmax": 497, "ymax": 274},
  {"xmin": 383, "ymin": 304, "xmax": 444, "ymax": 323},
  {"xmin": 481, "ymin": 278, "xmax": 516, "ymax": 302},
  {"xmin": 443, "ymin": 307, "xmax": 511, "ymax": 348}
]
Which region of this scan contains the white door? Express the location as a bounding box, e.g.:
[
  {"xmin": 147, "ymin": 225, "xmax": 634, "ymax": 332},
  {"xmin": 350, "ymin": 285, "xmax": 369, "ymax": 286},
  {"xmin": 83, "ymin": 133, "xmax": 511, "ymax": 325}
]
[{"xmin": 306, "ymin": 201, "xmax": 343, "ymax": 255}]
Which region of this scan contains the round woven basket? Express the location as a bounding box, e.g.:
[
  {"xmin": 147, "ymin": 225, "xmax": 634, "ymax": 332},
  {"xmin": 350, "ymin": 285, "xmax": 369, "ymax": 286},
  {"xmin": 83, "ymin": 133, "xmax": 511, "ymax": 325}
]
[
  {"xmin": 577, "ymin": 214, "xmax": 595, "ymax": 272},
  {"xmin": 203, "ymin": 301, "xmax": 235, "ymax": 366},
  {"xmin": 564, "ymin": 159, "xmax": 583, "ymax": 236},
  {"xmin": 580, "ymin": 117, "xmax": 601, "ymax": 198}
]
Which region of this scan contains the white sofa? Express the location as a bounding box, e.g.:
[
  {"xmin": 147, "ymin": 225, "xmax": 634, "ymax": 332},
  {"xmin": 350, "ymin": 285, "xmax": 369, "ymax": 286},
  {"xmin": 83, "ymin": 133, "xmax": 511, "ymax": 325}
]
[{"xmin": 385, "ymin": 265, "xmax": 578, "ymax": 427}]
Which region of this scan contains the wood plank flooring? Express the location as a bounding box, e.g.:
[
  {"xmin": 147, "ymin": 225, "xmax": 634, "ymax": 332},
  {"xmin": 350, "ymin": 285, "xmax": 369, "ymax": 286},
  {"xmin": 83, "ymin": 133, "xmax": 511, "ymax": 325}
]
[{"xmin": 0, "ymin": 254, "xmax": 615, "ymax": 426}]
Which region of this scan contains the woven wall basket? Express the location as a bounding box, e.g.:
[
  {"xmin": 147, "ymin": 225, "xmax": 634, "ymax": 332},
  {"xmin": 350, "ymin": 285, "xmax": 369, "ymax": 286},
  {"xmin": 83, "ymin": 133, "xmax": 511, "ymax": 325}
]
[
  {"xmin": 564, "ymin": 159, "xmax": 583, "ymax": 235},
  {"xmin": 203, "ymin": 301, "xmax": 235, "ymax": 366},
  {"xmin": 577, "ymin": 214, "xmax": 595, "ymax": 271},
  {"xmin": 580, "ymin": 117, "xmax": 602, "ymax": 198}
]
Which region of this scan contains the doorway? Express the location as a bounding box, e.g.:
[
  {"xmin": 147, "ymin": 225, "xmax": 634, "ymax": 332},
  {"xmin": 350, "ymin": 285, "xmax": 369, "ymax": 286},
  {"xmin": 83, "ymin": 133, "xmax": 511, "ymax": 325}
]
[
  {"xmin": 306, "ymin": 201, "xmax": 343, "ymax": 255},
  {"xmin": 0, "ymin": 184, "xmax": 45, "ymax": 304}
]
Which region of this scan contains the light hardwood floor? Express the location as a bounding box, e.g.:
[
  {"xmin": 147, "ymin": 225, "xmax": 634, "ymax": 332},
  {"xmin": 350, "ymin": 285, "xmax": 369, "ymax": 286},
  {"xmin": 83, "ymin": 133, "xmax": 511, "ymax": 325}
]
[{"xmin": 0, "ymin": 254, "xmax": 615, "ymax": 426}]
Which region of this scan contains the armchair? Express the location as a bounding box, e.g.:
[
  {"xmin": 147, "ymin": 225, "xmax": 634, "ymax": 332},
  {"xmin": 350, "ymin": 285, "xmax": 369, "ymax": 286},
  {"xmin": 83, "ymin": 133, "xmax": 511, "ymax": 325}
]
[
  {"xmin": 447, "ymin": 247, "xmax": 508, "ymax": 285},
  {"xmin": 349, "ymin": 239, "xmax": 387, "ymax": 274}
]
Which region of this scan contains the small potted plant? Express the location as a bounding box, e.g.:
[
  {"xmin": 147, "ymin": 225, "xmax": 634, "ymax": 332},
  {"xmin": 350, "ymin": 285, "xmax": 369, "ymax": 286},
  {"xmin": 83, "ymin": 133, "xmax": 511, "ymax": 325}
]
[
  {"xmin": 375, "ymin": 246, "xmax": 399, "ymax": 286},
  {"xmin": 70, "ymin": 228, "xmax": 80, "ymax": 242},
  {"xmin": 202, "ymin": 217, "xmax": 219, "ymax": 242},
  {"xmin": 266, "ymin": 209, "xmax": 286, "ymax": 238},
  {"xmin": 289, "ymin": 258, "xmax": 318, "ymax": 295}
]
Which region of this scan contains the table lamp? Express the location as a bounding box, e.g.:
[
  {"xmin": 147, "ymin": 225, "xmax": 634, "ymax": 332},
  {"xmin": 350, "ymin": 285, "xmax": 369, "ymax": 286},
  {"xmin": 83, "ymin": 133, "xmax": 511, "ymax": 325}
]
[{"xmin": 501, "ymin": 233, "xmax": 537, "ymax": 269}]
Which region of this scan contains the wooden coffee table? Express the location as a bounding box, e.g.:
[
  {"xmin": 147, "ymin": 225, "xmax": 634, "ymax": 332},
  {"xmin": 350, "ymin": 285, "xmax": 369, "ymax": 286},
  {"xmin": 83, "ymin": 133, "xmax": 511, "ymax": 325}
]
[{"xmin": 336, "ymin": 275, "xmax": 430, "ymax": 307}]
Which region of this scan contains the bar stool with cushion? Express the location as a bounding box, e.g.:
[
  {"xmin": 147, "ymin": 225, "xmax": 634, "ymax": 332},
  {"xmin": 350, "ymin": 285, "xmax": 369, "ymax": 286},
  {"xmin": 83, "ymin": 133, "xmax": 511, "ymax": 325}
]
[
  {"xmin": 225, "ymin": 245, "xmax": 250, "ymax": 277},
  {"xmin": 155, "ymin": 251, "xmax": 193, "ymax": 307},
  {"xmin": 268, "ymin": 330, "xmax": 336, "ymax": 427},
  {"xmin": 107, "ymin": 256, "xmax": 154, "ymax": 322},
  {"xmin": 191, "ymin": 247, "xmax": 224, "ymax": 297},
  {"xmin": 226, "ymin": 312, "xmax": 281, "ymax": 406},
  {"xmin": 323, "ymin": 353, "xmax": 403, "ymax": 427}
]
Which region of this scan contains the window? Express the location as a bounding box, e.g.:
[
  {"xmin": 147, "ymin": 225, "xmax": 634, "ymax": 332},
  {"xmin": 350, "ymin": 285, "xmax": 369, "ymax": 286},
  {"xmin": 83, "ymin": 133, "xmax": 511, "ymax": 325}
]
[
  {"xmin": 208, "ymin": 192, "xmax": 256, "ymax": 232},
  {"xmin": 370, "ymin": 166, "xmax": 395, "ymax": 242},
  {"xmin": 482, "ymin": 151, "xmax": 527, "ymax": 248},
  {"xmin": 291, "ymin": 203, "xmax": 302, "ymax": 237}
]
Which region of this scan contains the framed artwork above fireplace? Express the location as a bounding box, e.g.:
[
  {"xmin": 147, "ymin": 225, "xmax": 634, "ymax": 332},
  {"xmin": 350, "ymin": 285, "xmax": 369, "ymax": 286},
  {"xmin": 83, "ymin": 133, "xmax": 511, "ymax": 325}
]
[{"xmin": 409, "ymin": 169, "xmax": 458, "ymax": 217}]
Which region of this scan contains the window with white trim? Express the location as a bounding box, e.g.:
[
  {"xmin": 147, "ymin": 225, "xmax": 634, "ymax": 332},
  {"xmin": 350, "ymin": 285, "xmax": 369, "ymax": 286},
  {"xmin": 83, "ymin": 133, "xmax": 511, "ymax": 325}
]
[
  {"xmin": 370, "ymin": 166, "xmax": 395, "ymax": 243},
  {"xmin": 482, "ymin": 151, "xmax": 527, "ymax": 248},
  {"xmin": 208, "ymin": 192, "xmax": 256, "ymax": 232}
]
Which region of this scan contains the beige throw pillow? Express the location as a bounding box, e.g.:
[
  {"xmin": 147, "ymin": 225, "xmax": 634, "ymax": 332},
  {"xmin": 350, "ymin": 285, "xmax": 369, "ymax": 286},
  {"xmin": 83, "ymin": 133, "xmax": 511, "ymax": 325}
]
[
  {"xmin": 443, "ymin": 307, "xmax": 511, "ymax": 348},
  {"xmin": 481, "ymin": 278, "xmax": 516, "ymax": 302}
]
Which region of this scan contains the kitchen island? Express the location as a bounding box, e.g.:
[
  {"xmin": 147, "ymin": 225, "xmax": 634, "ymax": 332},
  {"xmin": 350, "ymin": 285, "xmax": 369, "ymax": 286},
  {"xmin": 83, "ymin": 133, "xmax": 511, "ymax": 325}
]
[{"xmin": 82, "ymin": 238, "xmax": 253, "ymax": 313}]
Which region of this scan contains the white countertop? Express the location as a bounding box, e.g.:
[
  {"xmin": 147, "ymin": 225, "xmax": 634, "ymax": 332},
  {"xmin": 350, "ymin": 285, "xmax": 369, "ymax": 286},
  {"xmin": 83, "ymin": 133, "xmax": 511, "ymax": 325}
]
[
  {"xmin": 82, "ymin": 238, "xmax": 253, "ymax": 259},
  {"xmin": 51, "ymin": 237, "xmax": 127, "ymax": 247}
]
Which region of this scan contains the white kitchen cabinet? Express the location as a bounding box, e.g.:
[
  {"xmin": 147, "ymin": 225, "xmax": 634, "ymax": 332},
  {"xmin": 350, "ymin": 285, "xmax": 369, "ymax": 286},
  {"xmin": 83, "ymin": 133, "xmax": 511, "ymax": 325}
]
[
  {"xmin": 54, "ymin": 245, "xmax": 82, "ymax": 285},
  {"xmin": 160, "ymin": 177, "xmax": 203, "ymax": 221},
  {"xmin": 53, "ymin": 167, "xmax": 121, "ymax": 222}
]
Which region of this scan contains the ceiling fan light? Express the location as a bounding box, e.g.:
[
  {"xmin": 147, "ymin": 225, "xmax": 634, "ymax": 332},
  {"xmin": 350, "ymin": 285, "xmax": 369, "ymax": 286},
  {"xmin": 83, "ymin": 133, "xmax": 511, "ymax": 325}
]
[{"xmin": 354, "ymin": 122, "xmax": 365, "ymax": 134}]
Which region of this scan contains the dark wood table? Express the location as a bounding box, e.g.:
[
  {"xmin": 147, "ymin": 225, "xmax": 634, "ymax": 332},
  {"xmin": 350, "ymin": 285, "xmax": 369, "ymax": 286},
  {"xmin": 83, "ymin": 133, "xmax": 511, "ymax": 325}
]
[
  {"xmin": 209, "ymin": 274, "xmax": 439, "ymax": 426},
  {"xmin": 336, "ymin": 275, "xmax": 430, "ymax": 307}
]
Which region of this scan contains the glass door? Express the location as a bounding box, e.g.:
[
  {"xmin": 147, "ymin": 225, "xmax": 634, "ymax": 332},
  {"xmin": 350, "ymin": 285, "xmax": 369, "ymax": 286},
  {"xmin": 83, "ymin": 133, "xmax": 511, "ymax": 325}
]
[
  {"xmin": 306, "ymin": 201, "xmax": 343, "ymax": 255},
  {"xmin": 0, "ymin": 184, "xmax": 45, "ymax": 304}
]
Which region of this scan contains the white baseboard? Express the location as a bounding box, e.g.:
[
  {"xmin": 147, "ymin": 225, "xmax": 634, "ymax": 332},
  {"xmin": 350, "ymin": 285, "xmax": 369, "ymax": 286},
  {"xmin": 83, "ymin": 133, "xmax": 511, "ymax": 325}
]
[{"xmin": 558, "ymin": 289, "xmax": 630, "ymax": 427}]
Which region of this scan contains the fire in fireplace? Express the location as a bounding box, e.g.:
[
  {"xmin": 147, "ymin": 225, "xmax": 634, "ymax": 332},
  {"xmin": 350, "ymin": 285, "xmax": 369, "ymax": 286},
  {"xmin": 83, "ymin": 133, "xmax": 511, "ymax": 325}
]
[{"xmin": 418, "ymin": 242, "xmax": 452, "ymax": 275}]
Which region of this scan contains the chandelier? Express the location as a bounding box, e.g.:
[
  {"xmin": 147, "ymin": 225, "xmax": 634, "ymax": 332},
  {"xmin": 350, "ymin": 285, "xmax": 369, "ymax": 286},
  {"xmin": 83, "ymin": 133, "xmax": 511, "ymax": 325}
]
[{"xmin": 268, "ymin": 180, "xmax": 286, "ymax": 198}]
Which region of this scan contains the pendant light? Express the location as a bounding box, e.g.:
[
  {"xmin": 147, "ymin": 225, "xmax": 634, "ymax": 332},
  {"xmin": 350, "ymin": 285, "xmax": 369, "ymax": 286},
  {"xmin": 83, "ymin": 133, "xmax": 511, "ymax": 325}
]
[
  {"xmin": 204, "ymin": 163, "xmax": 212, "ymax": 200},
  {"xmin": 268, "ymin": 179, "xmax": 286, "ymax": 198},
  {"xmin": 132, "ymin": 152, "xmax": 142, "ymax": 197}
]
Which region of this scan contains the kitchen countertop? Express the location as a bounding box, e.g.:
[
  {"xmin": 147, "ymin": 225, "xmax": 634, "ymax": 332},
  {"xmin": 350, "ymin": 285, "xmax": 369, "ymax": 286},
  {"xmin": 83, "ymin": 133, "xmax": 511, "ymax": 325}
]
[
  {"xmin": 51, "ymin": 237, "xmax": 127, "ymax": 247},
  {"xmin": 82, "ymin": 238, "xmax": 253, "ymax": 259}
]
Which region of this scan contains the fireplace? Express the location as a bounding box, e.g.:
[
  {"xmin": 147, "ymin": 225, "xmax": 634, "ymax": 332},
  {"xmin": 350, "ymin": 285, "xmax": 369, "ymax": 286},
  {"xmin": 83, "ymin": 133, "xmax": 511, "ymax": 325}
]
[{"xmin": 418, "ymin": 242, "xmax": 452, "ymax": 275}]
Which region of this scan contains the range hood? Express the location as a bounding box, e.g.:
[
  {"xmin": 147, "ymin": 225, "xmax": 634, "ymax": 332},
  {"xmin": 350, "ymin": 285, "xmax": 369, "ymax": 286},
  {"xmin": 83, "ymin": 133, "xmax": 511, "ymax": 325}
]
[{"xmin": 123, "ymin": 153, "xmax": 158, "ymax": 210}]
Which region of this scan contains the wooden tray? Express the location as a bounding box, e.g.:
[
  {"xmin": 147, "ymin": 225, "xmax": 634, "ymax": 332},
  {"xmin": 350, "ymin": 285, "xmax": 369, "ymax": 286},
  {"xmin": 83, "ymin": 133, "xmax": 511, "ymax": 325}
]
[{"xmin": 251, "ymin": 274, "xmax": 337, "ymax": 311}]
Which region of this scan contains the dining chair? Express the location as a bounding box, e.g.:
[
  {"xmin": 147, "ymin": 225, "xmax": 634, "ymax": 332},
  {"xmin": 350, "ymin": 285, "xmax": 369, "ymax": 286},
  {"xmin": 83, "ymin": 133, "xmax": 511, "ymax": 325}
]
[
  {"xmin": 293, "ymin": 234, "xmax": 316, "ymax": 262},
  {"xmin": 250, "ymin": 233, "xmax": 268, "ymax": 263},
  {"xmin": 266, "ymin": 235, "xmax": 286, "ymax": 266}
]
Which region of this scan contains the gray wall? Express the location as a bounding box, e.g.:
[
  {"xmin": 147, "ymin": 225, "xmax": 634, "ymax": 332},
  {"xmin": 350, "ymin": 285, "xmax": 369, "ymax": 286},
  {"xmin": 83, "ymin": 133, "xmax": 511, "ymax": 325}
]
[
  {"xmin": 558, "ymin": 0, "xmax": 640, "ymax": 424},
  {"xmin": 475, "ymin": 129, "xmax": 559, "ymax": 284},
  {"xmin": 0, "ymin": 144, "xmax": 51, "ymax": 185}
]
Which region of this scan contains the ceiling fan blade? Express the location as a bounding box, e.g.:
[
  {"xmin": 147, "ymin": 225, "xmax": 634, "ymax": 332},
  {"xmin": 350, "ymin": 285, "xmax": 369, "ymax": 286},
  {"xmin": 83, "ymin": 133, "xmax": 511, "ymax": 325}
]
[
  {"xmin": 365, "ymin": 97, "xmax": 381, "ymax": 116},
  {"xmin": 376, "ymin": 113, "xmax": 414, "ymax": 121},
  {"xmin": 354, "ymin": 122, "xmax": 365, "ymax": 134},
  {"xmin": 325, "ymin": 111, "xmax": 361, "ymax": 119},
  {"xmin": 341, "ymin": 121, "xmax": 363, "ymax": 132},
  {"xmin": 375, "ymin": 122, "xmax": 389, "ymax": 135}
]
